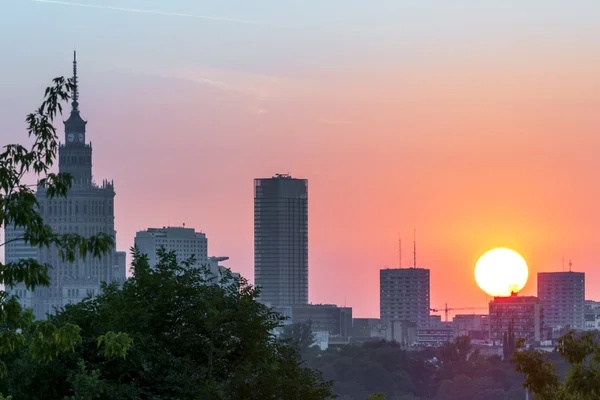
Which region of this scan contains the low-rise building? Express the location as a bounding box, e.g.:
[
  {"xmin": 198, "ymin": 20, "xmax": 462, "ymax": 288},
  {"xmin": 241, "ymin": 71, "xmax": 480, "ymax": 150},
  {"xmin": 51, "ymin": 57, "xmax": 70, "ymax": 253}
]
[
  {"xmin": 489, "ymin": 293, "xmax": 544, "ymax": 344},
  {"xmin": 275, "ymin": 304, "xmax": 352, "ymax": 337},
  {"xmin": 417, "ymin": 326, "xmax": 456, "ymax": 346},
  {"xmin": 454, "ymin": 314, "xmax": 488, "ymax": 339},
  {"xmin": 386, "ymin": 320, "xmax": 417, "ymax": 346}
]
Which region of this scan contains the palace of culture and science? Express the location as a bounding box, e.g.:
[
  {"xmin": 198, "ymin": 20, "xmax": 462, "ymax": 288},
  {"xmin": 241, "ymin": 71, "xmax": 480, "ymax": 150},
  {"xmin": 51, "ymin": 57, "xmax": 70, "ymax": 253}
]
[{"xmin": 4, "ymin": 53, "xmax": 127, "ymax": 320}]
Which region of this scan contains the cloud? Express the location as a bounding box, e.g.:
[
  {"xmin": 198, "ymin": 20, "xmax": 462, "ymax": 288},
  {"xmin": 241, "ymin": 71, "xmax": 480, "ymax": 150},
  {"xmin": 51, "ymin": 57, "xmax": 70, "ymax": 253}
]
[{"xmin": 31, "ymin": 0, "xmax": 261, "ymax": 25}]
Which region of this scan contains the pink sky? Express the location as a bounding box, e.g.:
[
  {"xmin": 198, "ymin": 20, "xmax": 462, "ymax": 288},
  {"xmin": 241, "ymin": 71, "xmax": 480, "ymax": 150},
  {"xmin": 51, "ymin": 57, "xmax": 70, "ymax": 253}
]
[{"xmin": 2, "ymin": 1, "xmax": 600, "ymax": 318}]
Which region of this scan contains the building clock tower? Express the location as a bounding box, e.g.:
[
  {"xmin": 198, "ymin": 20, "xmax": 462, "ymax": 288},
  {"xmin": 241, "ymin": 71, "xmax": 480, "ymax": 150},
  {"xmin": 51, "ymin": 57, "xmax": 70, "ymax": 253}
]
[
  {"xmin": 4, "ymin": 52, "xmax": 127, "ymax": 320},
  {"xmin": 58, "ymin": 51, "xmax": 92, "ymax": 186}
]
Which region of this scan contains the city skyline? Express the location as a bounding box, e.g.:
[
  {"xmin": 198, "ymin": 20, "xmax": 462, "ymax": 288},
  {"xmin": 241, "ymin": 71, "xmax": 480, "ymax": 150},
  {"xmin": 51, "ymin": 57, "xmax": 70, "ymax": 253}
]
[{"xmin": 3, "ymin": 1, "xmax": 600, "ymax": 317}]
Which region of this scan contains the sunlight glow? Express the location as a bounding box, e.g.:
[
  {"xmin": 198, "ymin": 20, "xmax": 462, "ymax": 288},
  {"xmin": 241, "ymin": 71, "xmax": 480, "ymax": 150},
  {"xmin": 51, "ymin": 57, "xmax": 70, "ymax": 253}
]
[{"xmin": 474, "ymin": 248, "xmax": 529, "ymax": 297}]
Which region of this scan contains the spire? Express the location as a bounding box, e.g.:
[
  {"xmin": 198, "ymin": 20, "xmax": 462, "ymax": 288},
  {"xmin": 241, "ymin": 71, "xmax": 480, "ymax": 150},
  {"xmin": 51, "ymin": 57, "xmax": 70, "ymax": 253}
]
[
  {"xmin": 72, "ymin": 50, "xmax": 79, "ymax": 111},
  {"xmin": 64, "ymin": 50, "xmax": 87, "ymax": 136}
]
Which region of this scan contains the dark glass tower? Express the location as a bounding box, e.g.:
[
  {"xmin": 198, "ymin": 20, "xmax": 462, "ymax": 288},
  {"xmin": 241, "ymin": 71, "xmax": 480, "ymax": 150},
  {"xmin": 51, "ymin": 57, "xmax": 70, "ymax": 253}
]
[{"xmin": 254, "ymin": 174, "xmax": 308, "ymax": 306}]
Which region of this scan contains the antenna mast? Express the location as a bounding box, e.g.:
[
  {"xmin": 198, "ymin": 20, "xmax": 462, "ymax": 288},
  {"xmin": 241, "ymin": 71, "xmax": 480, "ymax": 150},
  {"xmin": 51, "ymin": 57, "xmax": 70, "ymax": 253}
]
[
  {"xmin": 569, "ymin": 260, "xmax": 572, "ymax": 272},
  {"xmin": 398, "ymin": 236, "xmax": 402, "ymax": 269},
  {"xmin": 413, "ymin": 228, "xmax": 417, "ymax": 269}
]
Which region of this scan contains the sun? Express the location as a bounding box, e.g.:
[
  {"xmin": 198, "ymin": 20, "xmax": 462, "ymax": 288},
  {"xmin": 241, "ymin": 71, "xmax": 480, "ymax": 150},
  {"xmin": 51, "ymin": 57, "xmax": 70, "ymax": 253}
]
[{"xmin": 474, "ymin": 248, "xmax": 529, "ymax": 297}]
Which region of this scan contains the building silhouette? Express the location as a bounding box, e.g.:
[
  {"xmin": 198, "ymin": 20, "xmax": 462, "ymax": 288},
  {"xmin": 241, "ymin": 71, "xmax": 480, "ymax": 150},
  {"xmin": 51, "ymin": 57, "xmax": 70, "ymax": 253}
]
[
  {"xmin": 254, "ymin": 174, "xmax": 308, "ymax": 307},
  {"xmin": 538, "ymin": 271, "xmax": 585, "ymax": 331},
  {"xmin": 4, "ymin": 52, "xmax": 126, "ymax": 319},
  {"xmin": 380, "ymin": 267, "xmax": 430, "ymax": 327}
]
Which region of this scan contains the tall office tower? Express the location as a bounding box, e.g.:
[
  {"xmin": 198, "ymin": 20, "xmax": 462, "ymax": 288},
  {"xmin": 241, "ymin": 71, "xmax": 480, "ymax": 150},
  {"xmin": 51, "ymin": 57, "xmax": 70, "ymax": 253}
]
[
  {"xmin": 380, "ymin": 267, "xmax": 430, "ymax": 327},
  {"xmin": 538, "ymin": 271, "xmax": 585, "ymax": 331},
  {"xmin": 134, "ymin": 226, "xmax": 208, "ymax": 268},
  {"xmin": 254, "ymin": 174, "xmax": 308, "ymax": 307},
  {"xmin": 4, "ymin": 52, "xmax": 127, "ymax": 319}
]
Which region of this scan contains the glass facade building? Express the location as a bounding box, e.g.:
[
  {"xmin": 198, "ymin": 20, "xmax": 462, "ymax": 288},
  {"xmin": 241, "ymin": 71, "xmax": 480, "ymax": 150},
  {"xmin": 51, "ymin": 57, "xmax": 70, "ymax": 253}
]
[{"xmin": 254, "ymin": 174, "xmax": 308, "ymax": 306}]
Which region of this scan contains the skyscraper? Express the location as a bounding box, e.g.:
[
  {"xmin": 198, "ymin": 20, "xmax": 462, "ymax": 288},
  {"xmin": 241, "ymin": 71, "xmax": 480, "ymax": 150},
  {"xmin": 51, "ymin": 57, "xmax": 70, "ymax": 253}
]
[
  {"xmin": 254, "ymin": 174, "xmax": 308, "ymax": 307},
  {"xmin": 5, "ymin": 52, "xmax": 126, "ymax": 319},
  {"xmin": 538, "ymin": 271, "xmax": 585, "ymax": 331}
]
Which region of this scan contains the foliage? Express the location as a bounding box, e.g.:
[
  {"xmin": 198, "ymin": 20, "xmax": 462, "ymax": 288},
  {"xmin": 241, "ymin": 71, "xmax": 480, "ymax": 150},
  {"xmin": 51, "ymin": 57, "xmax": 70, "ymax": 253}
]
[
  {"xmin": 364, "ymin": 393, "xmax": 385, "ymax": 400},
  {"xmin": 304, "ymin": 337, "xmax": 527, "ymax": 400},
  {"xmin": 512, "ymin": 330, "xmax": 600, "ymax": 399},
  {"xmin": 0, "ymin": 78, "xmax": 128, "ymax": 374},
  {"xmin": 502, "ymin": 320, "xmax": 516, "ymax": 361},
  {"xmin": 281, "ymin": 322, "xmax": 317, "ymax": 354},
  {"xmin": 0, "ymin": 249, "xmax": 334, "ymax": 399}
]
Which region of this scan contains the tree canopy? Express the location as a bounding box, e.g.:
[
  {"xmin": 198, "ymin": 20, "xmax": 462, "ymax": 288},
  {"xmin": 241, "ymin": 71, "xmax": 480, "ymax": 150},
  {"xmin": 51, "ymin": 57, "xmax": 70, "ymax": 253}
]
[
  {"xmin": 0, "ymin": 77, "xmax": 333, "ymax": 399},
  {"xmin": 0, "ymin": 249, "xmax": 333, "ymax": 399},
  {"xmin": 512, "ymin": 330, "xmax": 600, "ymax": 400},
  {"xmin": 0, "ymin": 77, "xmax": 129, "ymax": 381}
]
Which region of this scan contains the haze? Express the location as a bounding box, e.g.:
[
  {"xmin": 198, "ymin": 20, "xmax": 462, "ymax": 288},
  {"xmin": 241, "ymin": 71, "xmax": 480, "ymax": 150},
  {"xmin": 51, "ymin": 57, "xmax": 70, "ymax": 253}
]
[{"xmin": 2, "ymin": 0, "xmax": 600, "ymax": 317}]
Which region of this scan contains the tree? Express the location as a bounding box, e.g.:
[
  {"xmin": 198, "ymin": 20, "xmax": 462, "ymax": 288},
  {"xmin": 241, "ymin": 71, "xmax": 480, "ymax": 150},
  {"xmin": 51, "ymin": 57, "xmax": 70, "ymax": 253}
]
[
  {"xmin": 281, "ymin": 322, "xmax": 317, "ymax": 353},
  {"xmin": 0, "ymin": 78, "xmax": 129, "ymax": 373},
  {"xmin": 0, "ymin": 248, "xmax": 335, "ymax": 399},
  {"xmin": 502, "ymin": 320, "xmax": 516, "ymax": 360},
  {"xmin": 511, "ymin": 330, "xmax": 600, "ymax": 399}
]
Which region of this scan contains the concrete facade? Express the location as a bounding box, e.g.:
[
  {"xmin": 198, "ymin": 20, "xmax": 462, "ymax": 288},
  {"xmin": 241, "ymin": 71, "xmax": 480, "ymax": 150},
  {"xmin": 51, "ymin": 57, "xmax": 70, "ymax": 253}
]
[
  {"xmin": 134, "ymin": 226, "xmax": 208, "ymax": 268},
  {"xmin": 489, "ymin": 293, "xmax": 544, "ymax": 343},
  {"xmin": 538, "ymin": 271, "xmax": 585, "ymax": 331},
  {"xmin": 254, "ymin": 174, "xmax": 308, "ymax": 307},
  {"xmin": 380, "ymin": 267, "xmax": 430, "ymax": 327},
  {"xmin": 4, "ymin": 53, "xmax": 126, "ymax": 319}
]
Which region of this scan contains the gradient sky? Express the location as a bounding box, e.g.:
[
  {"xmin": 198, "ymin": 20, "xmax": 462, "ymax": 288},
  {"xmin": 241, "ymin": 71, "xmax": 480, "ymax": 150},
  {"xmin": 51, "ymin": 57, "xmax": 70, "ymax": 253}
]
[{"xmin": 2, "ymin": 0, "xmax": 600, "ymax": 318}]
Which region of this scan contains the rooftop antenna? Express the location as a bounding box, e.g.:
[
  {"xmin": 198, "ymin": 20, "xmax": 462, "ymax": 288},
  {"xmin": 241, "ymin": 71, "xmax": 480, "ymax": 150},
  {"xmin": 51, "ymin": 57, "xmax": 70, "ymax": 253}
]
[
  {"xmin": 398, "ymin": 236, "xmax": 402, "ymax": 269},
  {"xmin": 569, "ymin": 260, "xmax": 572, "ymax": 272},
  {"xmin": 413, "ymin": 228, "xmax": 417, "ymax": 269}
]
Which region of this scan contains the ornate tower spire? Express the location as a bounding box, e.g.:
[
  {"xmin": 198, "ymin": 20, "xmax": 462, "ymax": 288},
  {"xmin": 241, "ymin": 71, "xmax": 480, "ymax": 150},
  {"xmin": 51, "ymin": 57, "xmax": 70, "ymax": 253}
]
[
  {"xmin": 72, "ymin": 50, "xmax": 79, "ymax": 111},
  {"xmin": 64, "ymin": 51, "xmax": 87, "ymax": 144}
]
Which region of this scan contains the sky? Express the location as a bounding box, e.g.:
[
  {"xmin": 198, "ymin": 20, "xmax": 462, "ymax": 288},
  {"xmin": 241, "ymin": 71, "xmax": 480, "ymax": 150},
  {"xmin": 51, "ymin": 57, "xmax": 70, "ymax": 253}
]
[{"xmin": 2, "ymin": 0, "xmax": 600, "ymax": 318}]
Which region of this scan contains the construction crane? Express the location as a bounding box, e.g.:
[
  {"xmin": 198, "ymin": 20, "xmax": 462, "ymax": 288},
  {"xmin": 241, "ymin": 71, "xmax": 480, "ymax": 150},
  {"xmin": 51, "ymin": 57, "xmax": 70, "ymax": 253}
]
[{"xmin": 430, "ymin": 303, "xmax": 488, "ymax": 322}]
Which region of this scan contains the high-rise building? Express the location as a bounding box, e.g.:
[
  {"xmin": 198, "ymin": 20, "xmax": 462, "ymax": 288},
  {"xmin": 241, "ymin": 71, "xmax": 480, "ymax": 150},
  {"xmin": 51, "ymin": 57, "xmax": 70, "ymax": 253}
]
[
  {"xmin": 489, "ymin": 293, "xmax": 544, "ymax": 343},
  {"xmin": 5, "ymin": 52, "xmax": 127, "ymax": 319},
  {"xmin": 380, "ymin": 267, "xmax": 430, "ymax": 327},
  {"xmin": 254, "ymin": 174, "xmax": 308, "ymax": 307},
  {"xmin": 134, "ymin": 226, "xmax": 208, "ymax": 268},
  {"xmin": 134, "ymin": 227, "xmax": 239, "ymax": 286},
  {"xmin": 538, "ymin": 271, "xmax": 585, "ymax": 331}
]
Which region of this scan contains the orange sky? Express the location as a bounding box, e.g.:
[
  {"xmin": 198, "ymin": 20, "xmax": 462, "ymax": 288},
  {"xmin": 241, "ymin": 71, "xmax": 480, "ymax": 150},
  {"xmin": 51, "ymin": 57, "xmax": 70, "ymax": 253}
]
[{"xmin": 2, "ymin": 1, "xmax": 600, "ymax": 318}]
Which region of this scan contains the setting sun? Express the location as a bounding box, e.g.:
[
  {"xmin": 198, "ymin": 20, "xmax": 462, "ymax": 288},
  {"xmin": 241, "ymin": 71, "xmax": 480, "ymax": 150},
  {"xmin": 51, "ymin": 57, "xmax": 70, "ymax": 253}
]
[{"xmin": 474, "ymin": 248, "xmax": 529, "ymax": 297}]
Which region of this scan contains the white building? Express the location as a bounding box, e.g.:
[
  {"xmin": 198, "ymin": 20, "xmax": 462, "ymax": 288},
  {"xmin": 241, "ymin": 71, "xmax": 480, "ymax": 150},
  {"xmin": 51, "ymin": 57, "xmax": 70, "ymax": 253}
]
[
  {"xmin": 134, "ymin": 226, "xmax": 208, "ymax": 268},
  {"xmin": 134, "ymin": 226, "xmax": 239, "ymax": 286}
]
